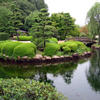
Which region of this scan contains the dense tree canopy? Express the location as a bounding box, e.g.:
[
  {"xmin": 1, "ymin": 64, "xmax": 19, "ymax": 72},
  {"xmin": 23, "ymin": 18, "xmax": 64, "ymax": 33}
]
[
  {"xmin": 50, "ymin": 13, "xmax": 77, "ymax": 40},
  {"xmin": 86, "ymin": 2, "xmax": 100, "ymax": 43},
  {"xmin": 30, "ymin": 9, "xmax": 57, "ymax": 48},
  {"xmin": 0, "ymin": 0, "xmax": 47, "ymax": 36}
]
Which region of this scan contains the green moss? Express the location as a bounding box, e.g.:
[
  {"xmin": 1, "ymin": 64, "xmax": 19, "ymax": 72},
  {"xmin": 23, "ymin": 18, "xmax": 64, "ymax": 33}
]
[
  {"xmin": 0, "ymin": 78, "xmax": 67, "ymax": 100},
  {"xmin": 44, "ymin": 43, "xmax": 60, "ymax": 57}
]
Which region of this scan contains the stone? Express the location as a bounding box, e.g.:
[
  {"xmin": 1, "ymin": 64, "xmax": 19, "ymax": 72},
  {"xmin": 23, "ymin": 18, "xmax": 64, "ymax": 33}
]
[
  {"xmin": 44, "ymin": 56, "xmax": 51, "ymax": 60},
  {"xmin": 22, "ymin": 56, "xmax": 28, "ymax": 60},
  {"xmin": 52, "ymin": 56, "xmax": 60, "ymax": 59},
  {"xmin": 34, "ymin": 54, "xmax": 43, "ymax": 59},
  {"xmin": 17, "ymin": 56, "xmax": 21, "ymax": 60},
  {"xmin": 72, "ymin": 53, "xmax": 79, "ymax": 59}
]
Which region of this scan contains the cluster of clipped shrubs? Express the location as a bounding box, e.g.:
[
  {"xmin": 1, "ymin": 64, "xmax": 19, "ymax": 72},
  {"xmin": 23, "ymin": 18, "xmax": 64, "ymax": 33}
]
[
  {"xmin": 44, "ymin": 38, "xmax": 90, "ymax": 57},
  {"xmin": 0, "ymin": 38, "xmax": 90, "ymax": 59},
  {"xmin": 16, "ymin": 36, "xmax": 32, "ymax": 41},
  {"xmin": 0, "ymin": 41, "xmax": 36, "ymax": 59},
  {"xmin": 0, "ymin": 78, "xmax": 67, "ymax": 100}
]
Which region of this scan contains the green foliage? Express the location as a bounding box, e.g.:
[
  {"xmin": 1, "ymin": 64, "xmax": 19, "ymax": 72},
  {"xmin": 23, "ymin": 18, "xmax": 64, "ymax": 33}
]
[
  {"xmin": 30, "ymin": 8, "xmax": 57, "ymax": 48},
  {"xmin": 44, "ymin": 43, "xmax": 60, "ymax": 56},
  {"xmin": 0, "ymin": 6, "xmax": 12, "ymax": 32},
  {"xmin": 0, "ymin": 41, "xmax": 7, "ymax": 53},
  {"xmin": 0, "ymin": 32, "xmax": 9, "ymax": 41},
  {"xmin": 13, "ymin": 43, "xmax": 36, "ymax": 58},
  {"xmin": 50, "ymin": 13, "xmax": 76, "ymax": 40},
  {"xmin": 60, "ymin": 41, "xmax": 90, "ymax": 55},
  {"xmin": 0, "ymin": 78, "xmax": 67, "ymax": 100},
  {"xmin": 0, "ymin": 0, "xmax": 47, "ymax": 35},
  {"xmin": 63, "ymin": 46, "xmax": 71, "ymax": 53},
  {"xmin": 86, "ymin": 2, "xmax": 100, "ymax": 43},
  {"xmin": 16, "ymin": 36, "xmax": 32, "ymax": 41},
  {"xmin": 47, "ymin": 38, "xmax": 58, "ymax": 43},
  {"xmin": 25, "ymin": 11, "xmax": 40, "ymax": 30},
  {"xmin": 0, "ymin": 41, "xmax": 36, "ymax": 58},
  {"xmin": 1, "ymin": 41, "xmax": 22, "ymax": 57}
]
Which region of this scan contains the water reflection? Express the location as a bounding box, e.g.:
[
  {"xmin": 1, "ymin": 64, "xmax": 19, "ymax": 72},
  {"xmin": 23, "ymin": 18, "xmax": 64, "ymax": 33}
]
[
  {"xmin": 1, "ymin": 54, "xmax": 100, "ymax": 100},
  {"xmin": 87, "ymin": 50, "xmax": 100, "ymax": 92},
  {"xmin": 0, "ymin": 62, "xmax": 77, "ymax": 85}
]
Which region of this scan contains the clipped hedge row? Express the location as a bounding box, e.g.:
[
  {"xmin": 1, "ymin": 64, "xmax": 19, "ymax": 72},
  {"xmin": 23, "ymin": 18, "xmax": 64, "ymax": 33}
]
[
  {"xmin": 60, "ymin": 40, "xmax": 90, "ymax": 54},
  {"xmin": 0, "ymin": 78, "xmax": 67, "ymax": 100},
  {"xmin": 0, "ymin": 41, "xmax": 36, "ymax": 58},
  {"xmin": 47, "ymin": 38, "xmax": 58, "ymax": 43},
  {"xmin": 13, "ymin": 43, "xmax": 36, "ymax": 58},
  {"xmin": 44, "ymin": 43, "xmax": 60, "ymax": 57},
  {"xmin": 0, "ymin": 32, "xmax": 9, "ymax": 41},
  {"xmin": 16, "ymin": 36, "xmax": 32, "ymax": 41},
  {"xmin": 44, "ymin": 39, "xmax": 90, "ymax": 56}
]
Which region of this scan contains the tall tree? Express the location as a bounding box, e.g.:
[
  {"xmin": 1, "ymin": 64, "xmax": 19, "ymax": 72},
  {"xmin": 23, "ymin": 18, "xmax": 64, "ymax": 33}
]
[
  {"xmin": 50, "ymin": 13, "xmax": 76, "ymax": 40},
  {"xmin": 30, "ymin": 9, "xmax": 57, "ymax": 48},
  {"xmin": 86, "ymin": 2, "xmax": 100, "ymax": 44},
  {"xmin": 7, "ymin": 4, "xmax": 24, "ymax": 38},
  {"xmin": 0, "ymin": 6, "xmax": 12, "ymax": 32}
]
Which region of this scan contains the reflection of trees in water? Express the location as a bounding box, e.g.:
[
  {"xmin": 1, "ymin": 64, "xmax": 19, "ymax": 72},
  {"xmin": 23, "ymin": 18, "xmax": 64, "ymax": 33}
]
[
  {"xmin": 87, "ymin": 50, "xmax": 100, "ymax": 92},
  {"xmin": 62, "ymin": 71, "xmax": 73, "ymax": 84},
  {"xmin": 0, "ymin": 62, "xmax": 78, "ymax": 85}
]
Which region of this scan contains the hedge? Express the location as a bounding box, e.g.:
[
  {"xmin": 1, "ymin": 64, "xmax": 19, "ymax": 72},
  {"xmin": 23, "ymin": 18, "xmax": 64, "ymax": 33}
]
[
  {"xmin": 44, "ymin": 43, "xmax": 60, "ymax": 56},
  {"xmin": 0, "ymin": 32, "xmax": 9, "ymax": 41},
  {"xmin": 60, "ymin": 40, "xmax": 90, "ymax": 54},
  {"xmin": 1, "ymin": 41, "xmax": 22, "ymax": 56},
  {"xmin": 0, "ymin": 41, "xmax": 36, "ymax": 58},
  {"xmin": 13, "ymin": 43, "xmax": 36, "ymax": 58},
  {"xmin": 47, "ymin": 38, "xmax": 58, "ymax": 43},
  {"xmin": 16, "ymin": 36, "xmax": 32, "ymax": 41},
  {"xmin": 0, "ymin": 78, "xmax": 67, "ymax": 100}
]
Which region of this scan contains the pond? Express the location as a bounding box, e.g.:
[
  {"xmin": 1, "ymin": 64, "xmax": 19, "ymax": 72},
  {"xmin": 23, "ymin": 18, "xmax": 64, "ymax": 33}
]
[{"xmin": 0, "ymin": 50, "xmax": 100, "ymax": 100}]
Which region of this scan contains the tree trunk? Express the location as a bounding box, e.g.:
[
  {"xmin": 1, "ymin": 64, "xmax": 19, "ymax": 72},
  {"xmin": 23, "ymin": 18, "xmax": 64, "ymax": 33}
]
[
  {"xmin": 98, "ymin": 33, "xmax": 100, "ymax": 45},
  {"xmin": 16, "ymin": 32, "xmax": 19, "ymax": 41}
]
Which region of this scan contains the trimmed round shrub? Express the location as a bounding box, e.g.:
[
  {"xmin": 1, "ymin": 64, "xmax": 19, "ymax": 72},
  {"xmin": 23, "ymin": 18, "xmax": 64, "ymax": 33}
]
[
  {"xmin": 44, "ymin": 43, "xmax": 60, "ymax": 56},
  {"xmin": 0, "ymin": 78, "xmax": 67, "ymax": 100},
  {"xmin": 63, "ymin": 46, "xmax": 71, "ymax": 53},
  {"xmin": 0, "ymin": 41, "xmax": 6, "ymax": 53},
  {"xmin": 47, "ymin": 38, "xmax": 58, "ymax": 43},
  {"xmin": 16, "ymin": 36, "xmax": 32, "ymax": 41},
  {"xmin": 0, "ymin": 32, "xmax": 9, "ymax": 41},
  {"xmin": 66, "ymin": 42, "xmax": 78, "ymax": 51},
  {"xmin": 59, "ymin": 40, "xmax": 90, "ymax": 54},
  {"xmin": 1, "ymin": 41, "xmax": 22, "ymax": 56},
  {"xmin": 13, "ymin": 43, "xmax": 36, "ymax": 58}
]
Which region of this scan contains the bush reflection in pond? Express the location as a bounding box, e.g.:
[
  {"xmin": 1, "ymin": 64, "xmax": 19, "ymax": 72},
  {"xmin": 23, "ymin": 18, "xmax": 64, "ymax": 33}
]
[
  {"xmin": 0, "ymin": 62, "xmax": 77, "ymax": 85},
  {"xmin": 87, "ymin": 50, "xmax": 100, "ymax": 92}
]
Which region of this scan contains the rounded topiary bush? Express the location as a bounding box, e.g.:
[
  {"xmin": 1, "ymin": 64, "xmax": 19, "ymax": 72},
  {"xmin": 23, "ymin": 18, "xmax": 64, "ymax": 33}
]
[
  {"xmin": 60, "ymin": 40, "xmax": 90, "ymax": 55},
  {"xmin": 0, "ymin": 32, "xmax": 9, "ymax": 41},
  {"xmin": 1, "ymin": 41, "xmax": 22, "ymax": 56},
  {"xmin": 66, "ymin": 42, "xmax": 78, "ymax": 51},
  {"xmin": 63, "ymin": 46, "xmax": 71, "ymax": 53},
  {"xmin": 0, "ymin": 78, "xmax": 67, "ymax": 100},
  {"xmin": 0, "ymin": 41, "xmax": 6, "ymax": 53},
  {"xmin": 13, "ymin": 43, "xmax": 36, "ymax": 58},
  {"xmin": 44, "ymin": 43, "xmax": 60, "ymax": 56},
  {"xmin": 47, "ymin": 38, "xmax": 58, "ymax": 43}
]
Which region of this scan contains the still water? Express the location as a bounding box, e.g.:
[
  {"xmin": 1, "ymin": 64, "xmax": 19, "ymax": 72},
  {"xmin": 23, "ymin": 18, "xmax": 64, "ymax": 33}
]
[{"xmin": 0, "ymin": 50, "xmax": 100, "ymax": 100}]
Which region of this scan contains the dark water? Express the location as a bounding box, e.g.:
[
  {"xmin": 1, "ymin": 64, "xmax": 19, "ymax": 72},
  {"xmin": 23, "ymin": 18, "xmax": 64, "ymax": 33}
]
[{"xmin": 0, "ymin": 50, "xmax": 100, "ymax": 100}]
